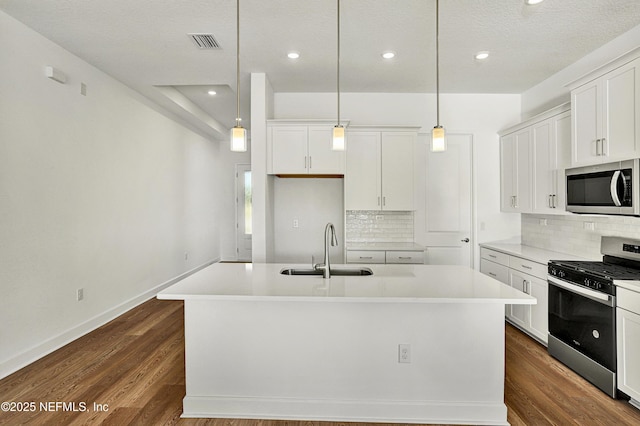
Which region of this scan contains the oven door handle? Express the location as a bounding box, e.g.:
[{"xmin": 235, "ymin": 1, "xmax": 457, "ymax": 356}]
[{"xmin": 548, "ymin": 275, "xmax": 615, "ymax": 307}]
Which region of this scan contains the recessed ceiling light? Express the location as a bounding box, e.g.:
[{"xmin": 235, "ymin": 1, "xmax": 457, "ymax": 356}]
[
  {"xmin": 207, "ymin": 90, "xmax": 217, "ymax": 95},
  {"xmin": 382, "ymin": 51, "xmax": 395, "ymax": 59},
  {"xmin": 287, "ymin": 52, "xmax": 300, "ymax": 59},
  {"xmin": 475, "ymin": 51, "xmax": 490, "ymax": 60},
  {"xmin": 525, "ymin": 0, "xmax": 544, "ymax": 5}
]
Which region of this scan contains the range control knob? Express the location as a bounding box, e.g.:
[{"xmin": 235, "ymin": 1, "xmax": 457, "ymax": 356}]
[{"xmin": 559, "ymin": 270, "xmax": 566, "ymax": 278}]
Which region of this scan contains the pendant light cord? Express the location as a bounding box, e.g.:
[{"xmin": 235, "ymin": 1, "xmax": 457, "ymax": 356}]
[
  {"xmin": 435, "ymin": 0, "xmax": 440, "ymax": 127},
  {"xmin": 236, "ymin": 0, "xmax": 241, "ymax": 127},
  {"xmin": 337, "ymin": 0, "xmax": 341, "ymax": 127}
]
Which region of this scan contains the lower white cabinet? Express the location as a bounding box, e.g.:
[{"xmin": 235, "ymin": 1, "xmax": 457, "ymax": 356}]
[
  {"xmin": 346, "ymin": 249, "xmax": 424, "ymax": 264},
  {"xmin": 480, "ymin": 247, "xmax": 548, "ymax": 344},
  {"xmin": 346, "ymin": 250, "xmax": 386, "ymax": 264},
  {"xmin": 617, "ymin": 286, "xmax": 640, "ymax": 405},
  {"xmin": 508, "ymin": 269, "xmax": 548, "ymax": 343}
]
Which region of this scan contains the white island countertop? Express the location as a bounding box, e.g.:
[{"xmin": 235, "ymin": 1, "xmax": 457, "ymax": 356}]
[{"xmin": 157, "ymin": 262, "xmax": 535, "ymax": 305}]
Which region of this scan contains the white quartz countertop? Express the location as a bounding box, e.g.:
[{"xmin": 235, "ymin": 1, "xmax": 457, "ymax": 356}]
[
  {"xmin": 157, "ymin": 263, "xmax": 535, "ymax": 304},
  {"xmin": 346, "ymin": 242, "xmax": 425, "ymax": 251},
  {"xmin": 480, "ymin": 241, "xmax": 595, "ymax": 264},
  {"xmin": 615, "ymin": 280, "xmax": 640, "ymax": 293}
]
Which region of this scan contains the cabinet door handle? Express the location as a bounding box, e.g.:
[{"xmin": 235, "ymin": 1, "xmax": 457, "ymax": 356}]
[
  {"xmin": 514, "ymin": 195, "xmax": 518, "ymax": 208},
  {"xmin": 596, "ymin": 139, "xmax": 602, "ymax": 156},
  {"xmin": 548, "ymin": 195, "xmax": 553, "ymax": 208},
  {"xmin": 377, "ymin": 196, "xmax": 381, "ymax": 206},
  {"xmin": 309, "ymin": 156, "xmax": 312, "ymax": 169},
  {"xmin": 383, "ymin": 196, "xmax": 386, "ymax": 206},
  {"xmin": 602, "ymin": 138, "xmax": 607, "ymax": 156},
  {"xmin": 305, "ymin": 156, "xmax": 308, "ymax": 169},
  {"xmin": 552, "ymin": 194, "xmax": 557, "ymax": 208}
]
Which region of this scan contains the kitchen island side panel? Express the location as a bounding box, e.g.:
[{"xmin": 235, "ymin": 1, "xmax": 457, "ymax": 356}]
[{"xmin": 182, "ymin": 299, "xmax": 508, "ymax": 425}]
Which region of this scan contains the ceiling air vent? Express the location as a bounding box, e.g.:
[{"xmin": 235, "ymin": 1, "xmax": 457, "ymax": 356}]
[{"xmin": 188, "ymin": 33, "xmax": 221, "ymax": 49}]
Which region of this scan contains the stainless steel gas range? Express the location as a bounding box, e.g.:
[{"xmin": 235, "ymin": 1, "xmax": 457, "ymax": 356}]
[{"xmin": 548, "ymin": 236, "xmax": 640, "ymax": 398}]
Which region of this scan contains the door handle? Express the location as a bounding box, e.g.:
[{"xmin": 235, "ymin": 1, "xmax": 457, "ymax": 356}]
[{"xmin": 461, "ymin": 238, "xmax": 470, "ymax": 243}]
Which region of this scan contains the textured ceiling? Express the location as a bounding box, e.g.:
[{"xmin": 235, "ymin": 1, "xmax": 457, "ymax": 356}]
[{"xmin": 2, "ymin": 0, "xmax": 640, "ymax": 138}]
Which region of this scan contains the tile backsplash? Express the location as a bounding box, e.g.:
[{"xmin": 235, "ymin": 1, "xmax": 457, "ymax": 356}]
[
  {"xmin": 346, "ymin": 210, "xmax": 414, "ymax": 243},
  {"xmin": 522, "ymin": 213, "xmax": 640, "ymax": 259}
]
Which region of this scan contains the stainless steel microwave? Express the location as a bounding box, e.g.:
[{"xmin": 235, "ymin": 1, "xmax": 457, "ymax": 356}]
[{"xmin": 566, "ymin": 159, "xmax": 640, "ymax": 216}]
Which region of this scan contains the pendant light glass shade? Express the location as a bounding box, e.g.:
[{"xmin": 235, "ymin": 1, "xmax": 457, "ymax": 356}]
[
  {"xmin": 332, "ymin": 125, "xmax": 345, "ymax": 151},
  {"xmin": 230, "ymin": 0, "xmax": 247, "ymax": 152},
  {"xmin": 230, "ymin": 125, "xmax": 247, "ymax": 152},
  {"xmin": 431, "ymin": 125, "xmax": 446, "ymax": 152}
]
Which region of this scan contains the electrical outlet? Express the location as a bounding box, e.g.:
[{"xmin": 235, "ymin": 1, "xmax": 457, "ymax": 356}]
[
  {"xmin": 584, "ymin": 222, "xmax": 595, "ymax": 231},
  {"xmin": 398, "ymin": 344, "xmax": 411, "ymax": 363},
  {"xmin": 77, "ymin": 288, "xmax": 84, "ymax": 301},
  {"xmin": 376, "ymin": 215, "xmax": 384, "ymax": 220},
  {"xmin": 293, "ymin": 219, "xmax": 299, "ymax": 228},
  {"xmin": 539, "ymin": 218, "xmax": 547, "ymax": 226}
]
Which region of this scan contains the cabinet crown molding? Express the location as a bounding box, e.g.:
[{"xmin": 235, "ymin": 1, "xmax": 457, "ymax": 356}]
[
  {"xmin": 565, "ymin": 46, "xmax": 640, "ymax": 90},
  {"xmin": 267, "ymin": 119, "xmax": 350, "ymax": 126},
  {"xmin": 499, "ymin": 102, "xmax": 570, "ymax": 136}
]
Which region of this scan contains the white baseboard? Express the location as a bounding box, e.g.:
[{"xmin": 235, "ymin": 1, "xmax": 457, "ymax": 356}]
[
  {"xmin": 0, "ymin": 258, "xmax": 218, "ymax": 380},
  {"xmin": 181, "ymin": 395, "xmax": 509, "ymax": 425}
]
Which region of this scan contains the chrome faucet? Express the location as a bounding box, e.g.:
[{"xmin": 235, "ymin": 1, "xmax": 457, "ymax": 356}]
[{"xmin": 314, "ymin": 222, "xmax": 338, "ymax": 279}]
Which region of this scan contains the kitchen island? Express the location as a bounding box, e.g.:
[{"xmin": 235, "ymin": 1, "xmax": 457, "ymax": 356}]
[{"xmin": 157, "ymin": 263, "xmax": 535, "ymax": 425}]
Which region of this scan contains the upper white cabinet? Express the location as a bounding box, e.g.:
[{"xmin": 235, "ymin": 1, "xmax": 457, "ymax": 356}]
[
  {"xmin": 345, "ymin": 128, "xmax": 417, "ymax": 211},
  {"xmin": 500, "ymin": 128, "xmax": 531, "ymax": 212},
  {"xmin": 267, "ymin": 121, "xmax": 345, "ymax": 175},
  {"xmin": 500, "ymin": 104, "xmax": 571, "ymax": 214},
  {"xmin": 569, "ymin": 55, "xmax": 640, "ymax": 166}
]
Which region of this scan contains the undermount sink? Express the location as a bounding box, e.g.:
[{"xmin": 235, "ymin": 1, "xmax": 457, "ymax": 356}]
[{"xmin": 280, "ymin": 267, "xmax": 373, "ymax": 276}]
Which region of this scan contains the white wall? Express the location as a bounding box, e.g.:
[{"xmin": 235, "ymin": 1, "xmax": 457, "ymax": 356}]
[
  {"xmin": 250, "ymin": 73, "xmax": 275, "ymax": 263},
  {"xmin": 273, "ymin": 178, "xmax": 344, "ymax": 264},
  {"xmin": 0, "ymin": 11, "xmax": 222, "ymax": 378},
  {"xmin": 274, "ymin": 92, "xmax": 522, "ymax": 268},
  {"xmin": 521, "ymin": 23, "xmax": 640, "ymax": 118}
]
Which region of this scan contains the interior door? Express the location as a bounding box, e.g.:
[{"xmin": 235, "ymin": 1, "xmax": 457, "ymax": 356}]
[
  {"xmin": 423, "ymin": 134, "xmax": 473, "ymax": 266},
  {"xmin": 236, "ymin": 164, "xmax": 252, "ymax": 261}
]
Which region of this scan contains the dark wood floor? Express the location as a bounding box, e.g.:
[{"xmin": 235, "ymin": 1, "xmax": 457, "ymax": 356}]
[{"xmin": 1, "ymin": 297, "xmax": 640, "ymax": 426}]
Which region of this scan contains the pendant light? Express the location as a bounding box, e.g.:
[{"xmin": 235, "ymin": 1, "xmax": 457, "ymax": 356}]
[
  {"xmin": 431, "ymin": 0, "xmax": 446, "ymax": 153},
  {"xmin": 332, "ymin": 0, "xmax": 345, "ymax": 151},
  {"xmin": 230, "ymin": 0, "xmax": 247, "ymax": 152}
]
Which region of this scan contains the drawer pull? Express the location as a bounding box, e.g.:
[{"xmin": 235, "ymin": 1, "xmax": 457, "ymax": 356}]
[
  {"xmin": 521, "ymin": 264, "xmax": 532, "ymax": 270},
  {"xmin": 398, "ymin": 256, "xmax": 412, "ymax": 260},
  {"xmin": 489, "ymin": 272, "xmax": 497, "ymax": 277},
  {"xmin": 489, "ymin": 254, "xmax": 497, "ymax": 258},
  {"xmin": 359, "ymin": 256, "xmax": 373, "ymax": 259}
]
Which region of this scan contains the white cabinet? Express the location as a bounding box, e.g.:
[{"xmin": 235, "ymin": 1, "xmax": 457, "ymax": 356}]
[
  {"xmin": 500, "ymin": 129, "xmax": 531, "ymax": 212},
  {"xmin": 500, "ymin": 104, "xmax": 571, "ymax": 214},
  {"xmin": 480, "ymin": 246, "xmax": 549, "ymax": 344},
  {"xmin": 570, "ymin": 56, "xmax": 640, "ymax": 166},
  {"xmin": 531, "ymin": 111, "xmax": 571, "ymax": 213},
  {"xmin": 268, "ymin": 122, "xmax": 345, "ymax": 175},
  {"xmin": 345, "ymin": 129, "xmax": 416, "ymax": 211},
  {"xmin": 508, "ymin": 268, "xmax": 548, "ymax": 344},
  {"xmin": 617, "ymin": 286, "xmax": 640, "ymax": 405},
  {"xmin": 346, "ymin": 249, "xmax": 424, "ymax": 264}
]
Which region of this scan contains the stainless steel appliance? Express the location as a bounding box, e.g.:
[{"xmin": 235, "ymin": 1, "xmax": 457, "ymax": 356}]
[
  {"xmin": 548, "ymin": 236, "xmax": 640, "ymax": 398},
  {"xmin": 566, "ymin": 159, "xmax": 639, "ymax": 216}
]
